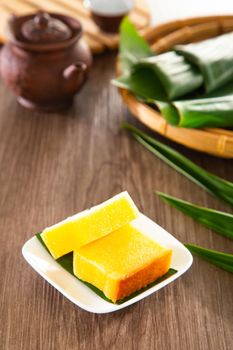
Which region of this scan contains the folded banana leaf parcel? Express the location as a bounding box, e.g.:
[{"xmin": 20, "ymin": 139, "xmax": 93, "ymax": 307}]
[{"xmin": 113, "ymin": 18, "xmax": 233, "ymax": 129}]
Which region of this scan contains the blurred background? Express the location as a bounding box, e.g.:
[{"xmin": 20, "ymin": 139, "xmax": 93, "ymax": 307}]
[{"xmin": 148, "ymin": 0, "xmax": 233, "ymax": 24}]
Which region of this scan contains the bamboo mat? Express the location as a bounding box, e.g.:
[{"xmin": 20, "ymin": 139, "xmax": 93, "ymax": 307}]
[{"xmin": 0, "ymin": 0, "xmax": 150, "ymax": 53}]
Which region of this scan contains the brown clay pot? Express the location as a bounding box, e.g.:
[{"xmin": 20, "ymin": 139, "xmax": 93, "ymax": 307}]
[{"xmin": 0, "ymin": 12, "xmax": 92, "ymax": 111}]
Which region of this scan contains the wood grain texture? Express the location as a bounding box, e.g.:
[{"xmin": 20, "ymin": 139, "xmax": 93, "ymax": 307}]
[{"xmin": 0, "ymin": 53, "xmax": 232, "ymax": 350}]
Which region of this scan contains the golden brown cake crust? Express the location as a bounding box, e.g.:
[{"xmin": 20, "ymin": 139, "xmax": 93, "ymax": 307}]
[{"xmin": 115, "ymin": 250, "xmax": 172, "ymax": 302}]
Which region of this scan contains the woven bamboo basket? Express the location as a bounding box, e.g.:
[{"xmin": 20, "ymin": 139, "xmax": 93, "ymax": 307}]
[{"xmin": 119, "ymin": 16, "xmax": 233, "ymax": 158}]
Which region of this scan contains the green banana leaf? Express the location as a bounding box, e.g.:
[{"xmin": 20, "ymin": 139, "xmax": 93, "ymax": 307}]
[
  {"xmin": 36, "ymin": 233, "xmax": 177, "ymax": 304},
  {"xmin": 175, "ymin": 32, "xmax": 233, "ymax": 93},
  {"xmin": 185, "ymin": 244, "xmax": 233, "ymax": 273},
  {"xmin": 114, "ymin": 19, "xmax": 233, "ymax": 128},
  {"xmin": 122, "ymin": 122, "xmax": 233, "ymax": 207},
  {"xmin": 157, "ymin": 192, "xmax": 233, "ymax": 240}
]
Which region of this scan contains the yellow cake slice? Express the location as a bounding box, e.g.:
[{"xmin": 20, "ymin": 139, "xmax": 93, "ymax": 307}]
[
  {"xmin": 73, "ymin": 223, "xmax": 172, "ymax": 302},
  {"xmin": 41, "ymin": 191, "xmax": 139, "ymax": 259}
]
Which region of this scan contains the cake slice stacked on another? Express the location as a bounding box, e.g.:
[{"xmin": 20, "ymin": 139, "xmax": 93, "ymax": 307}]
[{"xmin": 41, "ymin": 191, "xmax": 172, "ymax": 302}]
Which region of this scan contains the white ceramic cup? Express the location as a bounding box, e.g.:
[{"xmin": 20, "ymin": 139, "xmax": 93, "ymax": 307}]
[{"xmin": 84, "ymin": 0, "xmax": 134, "ymax": 16}]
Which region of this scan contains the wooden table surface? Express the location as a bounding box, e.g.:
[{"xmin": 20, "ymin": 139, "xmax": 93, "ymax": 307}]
[{"xmin": 0, "ymin": 52, "xmax": 232, "ymax": 350}]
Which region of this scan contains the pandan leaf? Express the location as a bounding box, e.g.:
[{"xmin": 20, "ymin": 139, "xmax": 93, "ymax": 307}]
[
  {"xmin": 116, "ymin": 18, "xmax": 203, "ymax": 101},
  {"xmin": 175, "ymin": 32, "xmax": 233, "ymax": 93},
  {"xmin": 122, "ymin": 123, "xmax": 233, "ymax": 207},
  {"xmin": 119, "ymin": 17, "xmax": 152, "ymax": 74},
  {"xmin": 185, "ymin": 244, "xmax": 233, "ymax": 273},
  {"xmin": 115, "ymin": 20, "xmax": 233, "ymax": 128},
  {"xmin": 114, "ymin": 65, "xmax": 233, "ymax": 128},
  {"xmin": 137, "ymin": 53, "xmax": 203, "ymax": 100},
  {"xmin": 149, "ymin": 91, "xmax": 233, "ymax": 128},
  {"xmin": 172, "ymin": 94, "xmax": 233, "ymax": 128},
  {"xmin": 114, "ymin": 65, "xmax": 167, "ymax": 102},
  {"xmin": 36, "ymin": 234, "xmax": 177, "ymax": 304},
  {"xmin": 115, "ymin": 68, "xmax": 233, "ymax": 128},
  {"xmin": 155, "ymin": 101, "xmax": 180, "ymax": 125},
  {"xmin": 116, "ymin": 76, "xmax": 233, "ymax": 128},
  {"xmin": 156, "ymin": 192, "xmax": 233, "ymax": 240}
]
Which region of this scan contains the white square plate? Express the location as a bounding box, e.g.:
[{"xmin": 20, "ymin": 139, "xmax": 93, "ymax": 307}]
[{"xmin": 22, "ymin": 213, "xmax": 193, "ymax": 314}]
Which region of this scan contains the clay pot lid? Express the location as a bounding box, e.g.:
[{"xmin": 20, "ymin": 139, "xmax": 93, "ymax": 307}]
[
  {"xmin": 21, "ymin": 11, "xmax": 72, "ymax": 43},
  {"xmin": 7, "ymin": 12, "xmax": 83, "ymax": 52}
]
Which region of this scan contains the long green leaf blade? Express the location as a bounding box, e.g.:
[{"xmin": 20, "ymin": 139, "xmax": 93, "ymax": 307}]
[
  {"xmin": 157, "ymin": 192, "xmax": 233, "ymax": 240},
  {"xmin": 122, "ymin": 123, "xmax": 233, "ymax": 207},
  {"xmin": 185, "ymin": 244, "xmax": 233, "ymax": 273}
]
